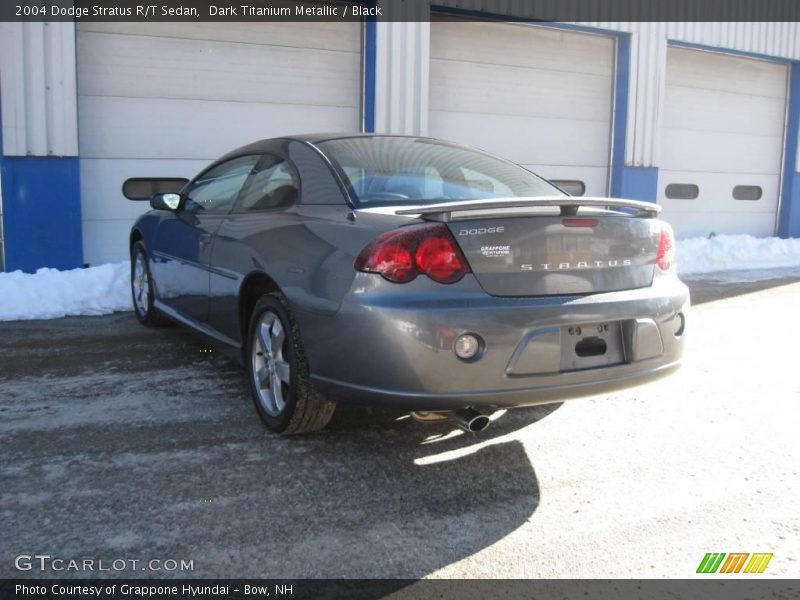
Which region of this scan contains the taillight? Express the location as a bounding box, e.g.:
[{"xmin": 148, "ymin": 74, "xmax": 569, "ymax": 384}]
[
  {"xmin": 656, "ymin": 222, "xmax": 675, "ymax": 271},
  {"xmin": 355, "ymin": 223, "xmax": 471, "ymax": 284}
]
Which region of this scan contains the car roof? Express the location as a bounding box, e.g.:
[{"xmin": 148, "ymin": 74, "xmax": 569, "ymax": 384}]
[
  {"xmin": 285, "ymin": 132, "xmax": 432, "ymax": 144},
  {"xmin": 220, "ymin": 133, "xmax": 466, "ymax": 158}
]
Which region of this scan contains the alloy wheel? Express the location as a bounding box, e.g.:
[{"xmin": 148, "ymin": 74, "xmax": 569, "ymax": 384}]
[
  {"xmin": 132, "ymin": 252, "xmax": 150, "ymax": 316},
  {"xmin": 251, "ymin": 310, "xmax": 291, "ymax": 416}
]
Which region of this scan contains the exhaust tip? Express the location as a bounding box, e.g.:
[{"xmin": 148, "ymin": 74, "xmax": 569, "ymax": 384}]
[
  {"xmin": 466, "ymin": 414, "xmax": 491, "ymax": 432},
  {"xmin": 453, "ymin": 408, "xmax": 491, "ymax": 433}
]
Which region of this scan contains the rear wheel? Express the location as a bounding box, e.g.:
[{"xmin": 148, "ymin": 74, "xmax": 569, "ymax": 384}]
[
  {"xmin": 246, "ymin": 294, "xmax": 335, "ymax": 434},
  {"xmin": 131, "ymin": 241, "xmax": 170, "ymax": 327}
]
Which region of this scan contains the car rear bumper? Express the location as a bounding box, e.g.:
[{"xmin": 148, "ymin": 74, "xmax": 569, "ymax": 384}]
[
  {"xmin": 298, "ymin": 272, "xmax": 690, "ymax": 410},
  {"xmin": 311, "ymin": 360, "xmax": 682, "ymax": 410}
]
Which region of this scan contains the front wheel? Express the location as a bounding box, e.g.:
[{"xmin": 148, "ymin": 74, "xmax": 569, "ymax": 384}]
[
  {"xmin": 131, "ymin": 241, "xmax": 170, "ymax": 327},
  {"xmin": 246, "ymin": 294, "xmax": 335, "ymax": 434}
]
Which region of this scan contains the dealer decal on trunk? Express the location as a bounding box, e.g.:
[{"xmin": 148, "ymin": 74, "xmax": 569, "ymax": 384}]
[{"xmin": 481, "ymin": 245, "xmax": 511, "ymax": 257}]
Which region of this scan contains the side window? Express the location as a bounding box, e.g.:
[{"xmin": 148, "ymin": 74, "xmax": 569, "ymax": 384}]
[
  {"xmin": 236, "ymin": 156, "xmax": 300, "ymax": 212},
  {"xmin": 342, "ymin": 165, "xmax": 370, "ymax": 198},
  {"xmin": 184, "ymin": 155, "xmax": 259, "ymax": 213}
]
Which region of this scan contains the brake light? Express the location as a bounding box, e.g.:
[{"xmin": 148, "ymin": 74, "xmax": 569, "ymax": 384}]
[
  {"xmin": 656, "ymin": 222, "xmax": 675, "ymax": 271},
  {"xmin": 355, "ymin": 223, "xmax": 471, "ymax": 284},
  {"xmin": 562, "ymin": 217, "xmax": 598, "ymax": 228}
]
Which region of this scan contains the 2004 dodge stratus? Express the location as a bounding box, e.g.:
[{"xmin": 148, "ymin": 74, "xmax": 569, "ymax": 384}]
[{"xmin": 130, "ymin": 134, "xmax": 689, "ymax": 434}]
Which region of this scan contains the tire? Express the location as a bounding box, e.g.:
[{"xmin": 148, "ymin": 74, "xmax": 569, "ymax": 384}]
[
  {"xmin": 131, "ymin": 241, "xmax": 171, "ymax": 327},
  {"xmin": 246, "ymin": 294, "xmax": 336, "ymax": 434}
]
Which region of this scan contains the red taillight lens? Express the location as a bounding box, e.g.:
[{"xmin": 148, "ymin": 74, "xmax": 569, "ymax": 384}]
[
  {"xmin": 367, "ymin": 243, "xmax": 415, "ymax": 282},
  {"xmin": 355, "ymin": 223, "xmax": 471, "ymax": 284},
  {"xmin": 415, "ymin": 236, "xmax": 468, "ymax": 283},
  {"xmin": 656, "ymin": 222, "xmax": 675, "ymax": 271}
]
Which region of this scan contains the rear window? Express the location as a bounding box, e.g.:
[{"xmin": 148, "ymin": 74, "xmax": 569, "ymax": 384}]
[{"xmin": 317, "ymin": 137, "xmax": 563, "ymax": 207}]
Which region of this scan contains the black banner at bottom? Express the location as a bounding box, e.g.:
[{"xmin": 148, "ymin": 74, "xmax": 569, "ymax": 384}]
[{"xmin": 2, "ymin": 579, "xmax": 800, "ymax": 600}]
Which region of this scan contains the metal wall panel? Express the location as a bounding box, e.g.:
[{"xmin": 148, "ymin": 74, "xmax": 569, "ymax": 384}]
[
  {"xmin": 76, "ymin": 20, "xmax": 361, "ymax": 265},
  {"xmin": 0, "ymin": 22, "xmax": 79, "ymax": 157},
  {"xmin": 428, "ymin": 17, "xmax": 614, "ymax": 196},
  {"xmin": 374, "ymin": 21, "xmax": 430, "ymax": 134},
  {"xmin": 657, "ymin": 46, "xmax": 788, "ymax": 237},
  {"xmin": 373, "ymin": 5, "xmax": 800, "ymax": 169},
  {"xmin": 587, "ymin": 21, "xmax": 800, "ymax": 167}
]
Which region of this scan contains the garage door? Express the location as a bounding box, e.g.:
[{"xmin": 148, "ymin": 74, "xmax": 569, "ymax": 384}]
[
  {"xmin": 77, "ymin": 20, "xmax": 361, "ymax": 265},
  {"xmin": 659, "ymin": 47, "xmax": 788, "ymax": 238},
  {"xmin": 429, "ymin": 17, "xmax": 615, "ymax": 198}
]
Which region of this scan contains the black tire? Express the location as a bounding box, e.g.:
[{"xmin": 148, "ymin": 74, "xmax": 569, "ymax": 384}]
[
  {"xmin": 131, "ymin": 241, "xmax": 171, "ymax": 327},
  {"xmin": 245, "ymin": 294, "xmax": 335, "ymax": 435}
]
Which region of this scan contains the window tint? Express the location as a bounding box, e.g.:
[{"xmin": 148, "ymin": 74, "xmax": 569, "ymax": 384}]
[
  {"xmin": 732, "ymin": 185, "xmax": 762, "ymax": 201},
  {"xmin": 236, "ymin": 157, "xmax": 299, "ymax": 211},
  {"xmin": 122, "ymin": 177, "xmax": 189, "ymax": 200},
  {"xmin": 550, "ymin": 180, "xmax": 586, "ymax": 196},
  {"xmin": 318, "ymin": 137, "xmax": 563, "ymax": 206},
  {"xmin": 665, "ymin": 183, "xmax": 699, "ymax": 200},
  {"xmin": 184, "ymin": 155, "xmax": 259, "ymax": 213}
]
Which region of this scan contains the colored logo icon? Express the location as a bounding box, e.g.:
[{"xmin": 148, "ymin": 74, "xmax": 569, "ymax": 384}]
[{"xmin": 697, "ymin": 553, "xmax": 773, "ymax": 574}]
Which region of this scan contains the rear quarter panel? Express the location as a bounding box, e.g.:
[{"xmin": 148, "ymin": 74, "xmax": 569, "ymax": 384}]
[{"xmin": 207, "ymin": 197, "xmax": 413, "ymax": 345}]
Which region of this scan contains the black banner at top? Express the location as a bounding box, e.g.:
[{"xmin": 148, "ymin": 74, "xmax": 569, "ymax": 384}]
[{"xmin": 3, "ymin": 0, "xmax": 800, "ymax": 22}]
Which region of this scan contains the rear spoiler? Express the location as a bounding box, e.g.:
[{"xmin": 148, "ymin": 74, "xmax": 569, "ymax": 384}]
[{"xmin": 394, "ymin": 196, "xmax": 662, "ymax": 221}]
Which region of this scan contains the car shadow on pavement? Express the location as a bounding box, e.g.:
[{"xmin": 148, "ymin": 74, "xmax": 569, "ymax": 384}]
[
  {"xmin": 0, "ymin": 312, "xmax": 560, "ymax": 580},
  {"xmin": 221, "ymin": 403, "xmax": 561, "ymax": 579}
]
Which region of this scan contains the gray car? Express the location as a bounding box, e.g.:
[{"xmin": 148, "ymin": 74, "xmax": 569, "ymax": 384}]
[{"xmin": 130, "ymin": 134, "xmax": 689, "ymax": 434}]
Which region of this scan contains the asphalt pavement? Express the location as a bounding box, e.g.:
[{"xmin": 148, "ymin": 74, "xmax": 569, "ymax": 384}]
[{"xmin": 1, "ymin": 270, "xmax": 799, "ymax": 579}]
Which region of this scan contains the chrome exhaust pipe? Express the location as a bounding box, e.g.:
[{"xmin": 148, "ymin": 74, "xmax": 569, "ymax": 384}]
[{"xmin": 453, "ymin": 408, "xmax": 491, "ymax": 433}]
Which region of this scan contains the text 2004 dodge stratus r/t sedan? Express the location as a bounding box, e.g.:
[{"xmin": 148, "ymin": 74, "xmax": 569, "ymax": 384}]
[{"xmin": 130, "ymin": 134, "xmax": 689, "ymax": 434}]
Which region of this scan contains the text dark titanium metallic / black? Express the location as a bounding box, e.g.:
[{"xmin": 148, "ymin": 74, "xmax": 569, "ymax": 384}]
[{"xmin": 130, "ymin": 134, "xmax": 690, "ymax": 434}]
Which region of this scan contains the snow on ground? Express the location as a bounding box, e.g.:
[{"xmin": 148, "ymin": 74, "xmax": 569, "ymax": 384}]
[
  {"xmin": 0, "ymin": 262, "xmax": 131, "ymax": 321},
  {"xmin": 677, "ymin": 234, "xmax": 800, "ymax": 277},
  {"xmin": 0, "ymin": 235, "xmax": 798, "ymax": 321}
]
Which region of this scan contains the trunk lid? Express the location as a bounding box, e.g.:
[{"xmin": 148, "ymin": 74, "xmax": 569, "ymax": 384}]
[{"xmin": 447, "ymin": 214, "xmax": 660, "ymax": 296}]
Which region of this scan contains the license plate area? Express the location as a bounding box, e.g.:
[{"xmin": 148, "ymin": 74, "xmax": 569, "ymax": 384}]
[{"xmin": 560, "ymin": 321, "xmax": 624, "ymax": 372}]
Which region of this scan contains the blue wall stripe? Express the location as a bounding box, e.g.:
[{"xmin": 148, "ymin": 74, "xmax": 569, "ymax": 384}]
[
  {"xmin": 363, "ymin": 11, "xmax": 377, "ymax": 133},
  {"xmin": 778, "ymin": 62, "xmax": 800, "ymax": 238},
  {"xmin": 610, "ymin": 33, "xmax": 631, "ymax": 198},
  {"xmin": 616, "ymin": 166, "xmax": 659, "ymax": 202},
  {"xmin": 1, "ymin": 157, "xmax": 83, "ymax": 273},
  {"xmin": 0, "ymin": 72, "xmax": 5, "ymax": 271}
]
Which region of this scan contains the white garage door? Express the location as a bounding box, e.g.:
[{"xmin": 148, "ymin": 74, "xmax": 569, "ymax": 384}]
[
  {"xmin": 659, "ymin": 47, "xmax": 788, "ymax": 238},
  {"xmin": 429, "ymin": 17, "xmax": 615, "ymax": 197},
  {"xmin": 77, "ymin": 20, "xmax": 361, "ymax": 265}
]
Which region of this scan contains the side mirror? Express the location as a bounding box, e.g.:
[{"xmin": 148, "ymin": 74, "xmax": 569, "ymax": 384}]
[{"xmin": 150, "ymin": 193, "xmax": 182, "ymax": 211}]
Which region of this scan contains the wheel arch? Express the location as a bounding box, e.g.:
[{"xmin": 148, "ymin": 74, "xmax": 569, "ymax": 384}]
[
  {"xmin": 130, "ymin": 229, "xmax": 143, "ymax": 255},
  {"xmin": 239, "ymin": 271, "xmax": 283, "ymax": 344}
]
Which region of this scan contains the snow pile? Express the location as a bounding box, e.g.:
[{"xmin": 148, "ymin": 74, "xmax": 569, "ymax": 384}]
[
  {"xmin": 677, "ymin": 234, "xmax": 800, "ymax": 276},
  {"xmin": 0, "ymin": 262, "xmax": 132, "ymax": 321}
]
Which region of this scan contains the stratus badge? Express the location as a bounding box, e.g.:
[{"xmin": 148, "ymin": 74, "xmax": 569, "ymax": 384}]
[{"xmin": 521, "ymin": 259, "xmax": 633, "ymax": 271}]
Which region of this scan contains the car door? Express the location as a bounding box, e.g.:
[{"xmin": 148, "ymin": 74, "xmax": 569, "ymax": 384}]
[
  {"xmin": 150, "ymin": 155, "xmax": 260, "ymax": 323},
  {"xmin": 207, "ymin": 154, "xmax": 302, "ymax": 341}
]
